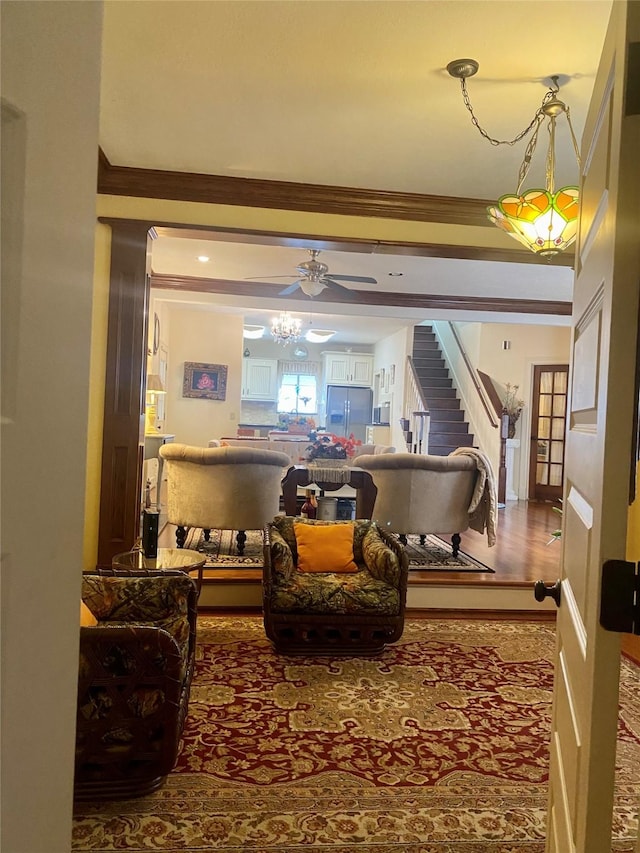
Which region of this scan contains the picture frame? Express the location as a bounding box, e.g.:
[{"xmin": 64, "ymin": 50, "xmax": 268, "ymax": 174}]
[{"xmin": 182, "ymin": 362, "xmax": 228, "ymax": 400}]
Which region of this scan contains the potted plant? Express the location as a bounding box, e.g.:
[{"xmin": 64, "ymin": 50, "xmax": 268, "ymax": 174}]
[{"xmin": 305, "ymin": 432, "xmax": 362, "ymax": 466}]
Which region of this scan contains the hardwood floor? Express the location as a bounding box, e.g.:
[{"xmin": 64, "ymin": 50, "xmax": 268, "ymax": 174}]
[
  {"xmin": 411, "ymin": 499, "xmax": 563, "ymax": 587},
  {"xmin": 159, "ymin": 499, "xmax": 562, "ymax": 589}
]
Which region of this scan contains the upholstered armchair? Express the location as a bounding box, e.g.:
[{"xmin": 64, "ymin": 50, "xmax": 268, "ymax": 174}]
[
  {"xmin": 353, "ymin": 443, "xmax": 396, "ymax": 458},
  {"xmin": 263, "ymin": 517, "xmax": 408, "ymax": 655},
  {"xmin": 159, "ymin": 443, "xmax": 291, "ymax": 553},
  {"xmin": 355, "ymin": 451, "xmax": 483, "ymax": 556},
  {"xmin": 75, "ymin": 571, "xmax": 198, "ymax": 799}
]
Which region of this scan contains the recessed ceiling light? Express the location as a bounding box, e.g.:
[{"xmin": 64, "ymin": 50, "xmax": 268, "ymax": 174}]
[
  {"xmin": 197, "ymin": 255, "xmax": 210, "ymax": 263},
  {"xmin": 388, "ymin": 272, "xmax": 404, "ymax": 276},
  {"xmin": 243, "ymin": 325, "xmax": 265, "ymax": 339},
  {"xmin": 305, "ymin": 329, "xmax": 336, "ymax": 343}
]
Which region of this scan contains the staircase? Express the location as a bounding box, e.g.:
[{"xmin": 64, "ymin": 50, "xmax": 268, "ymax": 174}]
[{"xmin": 411, "ymin": 326, "xmax": 474, "ymax": 456}]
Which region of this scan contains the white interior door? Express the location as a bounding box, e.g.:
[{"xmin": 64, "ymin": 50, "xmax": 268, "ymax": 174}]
[{"xmin": 546, "ymin": 3, "xmax": 640, "ymax": 852}]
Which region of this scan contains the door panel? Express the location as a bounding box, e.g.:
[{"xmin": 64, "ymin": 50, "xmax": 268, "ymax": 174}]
[{"xmin": 547, "ymin": 3, "xmax": 640, "ymax": 852}]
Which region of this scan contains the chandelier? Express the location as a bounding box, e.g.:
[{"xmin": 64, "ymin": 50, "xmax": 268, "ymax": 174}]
[
  {"xmin": 447, "ymin": 59, "xmax": 581, "ymax": 260},
  {"xmin": 271, "ymin": 312, "xmax": 302, "ymax": 345}
]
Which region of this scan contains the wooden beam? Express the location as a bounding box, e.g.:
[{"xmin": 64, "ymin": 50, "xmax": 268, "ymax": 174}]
[{"xmin": 150, "ymin": 272, "xmax": 573, "ymax": 316}]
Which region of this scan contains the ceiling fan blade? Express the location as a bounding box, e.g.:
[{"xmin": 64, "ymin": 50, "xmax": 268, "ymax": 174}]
[
  {"xmin": 323, "ymin": 277, "xmax": 358, "ymax": 299},
  {"xmin": 279, "ymin": 280, "xmax": 303, "ymax": 296},
  {"xmin": 326, "ymin": 274, "xmax": 378, "ymax": 284}
]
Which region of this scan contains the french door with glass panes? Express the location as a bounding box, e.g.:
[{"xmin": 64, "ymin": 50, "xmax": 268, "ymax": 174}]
[{"xmin": 528, "ymin": 364, "xmax": 568, "ymax": 502}]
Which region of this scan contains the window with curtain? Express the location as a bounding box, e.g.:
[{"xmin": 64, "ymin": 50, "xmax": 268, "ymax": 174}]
[{"xmin": 277, "ymin": 373, "xmax": 318, "ymax": 414}]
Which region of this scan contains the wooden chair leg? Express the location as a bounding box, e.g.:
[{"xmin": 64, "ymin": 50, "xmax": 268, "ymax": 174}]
[
  {"xmin": 419, "ymin": 534, "xmax": 426, "ymax": 546},
  {"xmin": 203, "ymin": 529, "xmax": 211, "ymax": 542},
  {"xmin": 451, "ymin": 533, "xmax": 461, "ymax": 557},
  {"xmin": 399, "ymin": 534, "xmax": 407, "ymax": 545},
  {"xmin": 176, "ymin": 525, "xmax": 187, "ymax": 548},
  {"xmin": 236, "ymin": 530, "xmax": 247, "ymax": 555}
]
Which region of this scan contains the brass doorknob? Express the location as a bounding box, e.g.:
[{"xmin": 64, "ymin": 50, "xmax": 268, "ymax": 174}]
[{"xmin": 534, "ymin": 580, "xmax": 561, "ymax": 607}]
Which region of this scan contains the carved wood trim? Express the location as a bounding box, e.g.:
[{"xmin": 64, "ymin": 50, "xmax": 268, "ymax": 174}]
[
  {"xmin": 98, "ymin": 222, "xmax": 151, "ymax": 567},
  {"xmin": 98, "ymin": 153, "xmax": 494, "ymax": 227},
  {"xmin": 97, "ymin": 152, "xmax": 571, "ymax": 269},
  {"xmin": 150, "ymin": 272, "xmax": 572, "ymax": 317}
]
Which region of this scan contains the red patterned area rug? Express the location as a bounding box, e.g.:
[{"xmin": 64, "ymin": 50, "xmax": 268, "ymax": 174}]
[{"xmin": 72, "ymin": 617, "xmax": 640, "ymax": 852}]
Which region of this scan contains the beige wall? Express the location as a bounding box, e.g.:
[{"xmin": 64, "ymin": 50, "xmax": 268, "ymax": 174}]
[
  {"xmin": 1, "ymin": 2, "xmax": 103, "ymax": 851},
  {"xmin": 164, "ymin": 306, "xmax": 244, "ymax": 446},
  {"xmin": 476, "ymin": 323, "xmax": 571, "ymax": 407},
  {"xmin": 373, "ymin": 325, "xmax": 414, "ymax": 451}
]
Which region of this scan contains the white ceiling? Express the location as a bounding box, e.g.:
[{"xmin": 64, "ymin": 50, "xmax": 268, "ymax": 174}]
[{"xmin": 100, "ymin": 0, "xmax": 613, "ymax": 343}]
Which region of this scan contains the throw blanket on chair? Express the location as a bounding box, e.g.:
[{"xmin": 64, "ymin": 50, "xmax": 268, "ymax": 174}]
[{"xmin": 450, "ymin": 447, "xmax": 498, "ymax": 547}]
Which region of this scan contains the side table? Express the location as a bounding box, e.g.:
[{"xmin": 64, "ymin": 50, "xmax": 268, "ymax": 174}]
[
  {"xmin": 281, "ymin": 465, "xmax": 377, "ymax": 519},
  {"xmin": 112, "ymin": 547, "xmax": 206, "ymax": 597}
]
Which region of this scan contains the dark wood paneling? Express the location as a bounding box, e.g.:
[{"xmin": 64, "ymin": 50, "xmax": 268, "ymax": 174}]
[
  {"xmin": 150, "ymin": 272, "xmax": 573, "ymax": 317},
  {"xmin": 97, "ymin": 222, "xmax": 151, "ymax": 567},
  {"xmin": 98, "ymin": 153, "xmax": 494, "ymax": 227},
  {"xmin": 99, "ymin": 216, "xmax": 575, "ymax": 268},
  {"xmin": 478, "ymin": 370, "xmax": 505, "ymax": 418},
  {"xmin": 97, "ymin": 151, "xmax": 574, "ymax": 271}
]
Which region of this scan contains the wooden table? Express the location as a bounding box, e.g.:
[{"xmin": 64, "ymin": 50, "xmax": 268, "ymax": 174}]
[{"xmin": 281, "ymin": 465, "xmax": 377, "ymax": 519}]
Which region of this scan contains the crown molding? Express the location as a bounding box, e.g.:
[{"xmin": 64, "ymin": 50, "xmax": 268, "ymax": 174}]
[
  {"xmin": 150, "ymin": 273, "xmax": 572, "ymax": 316},
  {"xmin": 98, "ymin": 148, "xmax": 497, "ymax": 228}
]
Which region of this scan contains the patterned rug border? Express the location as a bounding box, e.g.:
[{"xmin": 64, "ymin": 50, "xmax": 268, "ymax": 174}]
[{"xmin": 183, "ymin": 527, "xmax": 494, "ymax": 573}]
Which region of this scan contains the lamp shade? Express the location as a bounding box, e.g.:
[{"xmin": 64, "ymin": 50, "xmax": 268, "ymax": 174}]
[
  {"xmin": 306, "ymin": 329, "xmax": 336, "ymax": 343},
  {"xmin": 487, "ymin": 186, "xmax": 580, "ymax": 259},
  {"xmin": 243, "ymin": 325, "xmax": 265, "ymax": 339},
  {"xmin": 146, "ymin": 374, "xmax": 166, "ymax": 394}
]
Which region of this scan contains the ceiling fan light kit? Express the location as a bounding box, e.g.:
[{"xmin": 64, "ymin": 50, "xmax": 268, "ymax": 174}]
[
  {"xmin": 447, "ymin": 59, "xmax": 581, "ymax": 260},
  {"xmin": 273, "ymin": 249, "xmax": 378, "ymax": 298},
  {"xmin": 305, "ymin": 329, "xmax": 336, "ymax": 343},
  {"xmin": 243, "ymin": 324, "xmax": 265, "ymax": 339},
  {"xmin": 271, "ymin": 312, "xmax": 302, "ymax": 346}
]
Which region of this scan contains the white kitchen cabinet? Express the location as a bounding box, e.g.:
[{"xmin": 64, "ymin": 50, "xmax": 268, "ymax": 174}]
[
  {"xmin": 323, "ymin": 352, "xmax": 373, "ymax": 387},
  {"xmin": 366, "ymin": 425, "xmax": 391, "ymax": 445},
  {"xmin": 242, "ymin": 358, "xmax": 279, "ymax": 400}
]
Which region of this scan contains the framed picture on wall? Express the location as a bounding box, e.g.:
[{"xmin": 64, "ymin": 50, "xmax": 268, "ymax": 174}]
[{"xmin": 182, "ymin": 362, "xmax": 228, "ymax": 400}]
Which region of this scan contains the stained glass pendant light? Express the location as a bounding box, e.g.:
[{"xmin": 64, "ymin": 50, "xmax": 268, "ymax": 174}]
[{"xmin": 447, "ymin": 59, "xmax": 581, "ymax": 260}]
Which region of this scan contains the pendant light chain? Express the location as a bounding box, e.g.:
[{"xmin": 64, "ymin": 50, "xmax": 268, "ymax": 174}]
[
  {"xmin": 458, "ymin": 76, "xmax": 559, "ymax": 147},
  {"xmin": 447, "ymin": 58, "xmax": 583, "ymax": 259},
  {"xmin": 457, "ymin": 76, "xmax": 582, "ymax": 196}
]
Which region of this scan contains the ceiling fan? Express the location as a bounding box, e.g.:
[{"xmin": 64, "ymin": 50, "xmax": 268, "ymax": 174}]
[{"xmin": 249, "ymin": 249, "xmax": 377, "ymax": 298}]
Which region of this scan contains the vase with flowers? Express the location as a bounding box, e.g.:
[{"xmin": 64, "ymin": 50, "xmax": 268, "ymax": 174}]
[
  {"xmin": 501, "ymin": 382, "xmax": 525, "ymax": 439},
  {"xmin": 305, "ymin": 432, "xmax": 362, "ymax": 467}
]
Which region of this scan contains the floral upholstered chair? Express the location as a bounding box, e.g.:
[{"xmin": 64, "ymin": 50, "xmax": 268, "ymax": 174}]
[
  {"xmin": 75, "ymin": 571, "xmax": 198, "ymax": 799},
  {"xmin": 263, "ymin": 517, "xmax": 408, "ymax": 655}
]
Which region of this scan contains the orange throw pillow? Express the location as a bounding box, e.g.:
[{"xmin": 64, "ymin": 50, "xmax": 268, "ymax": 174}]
[
  {"xmin": 294, "ymin": 522, "xmax": 358, "ymax": 573},
  {"xmin": 80, "ymin": 600, "xmax": 98, "ymax": 627}
]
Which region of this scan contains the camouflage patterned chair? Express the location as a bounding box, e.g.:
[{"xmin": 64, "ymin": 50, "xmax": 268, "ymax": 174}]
[
  {"xmin": 75, "ymin": 571, "xmax": 198, "ymax": 799},
  {"xmin": 263, "ymin": 517, "xmax": 408, "ymax": 656}
]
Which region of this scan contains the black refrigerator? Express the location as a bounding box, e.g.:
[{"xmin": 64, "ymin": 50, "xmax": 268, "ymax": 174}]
[{"xmin": 325, "ymin": 385, "xmax": 373, "ymax": 444}]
